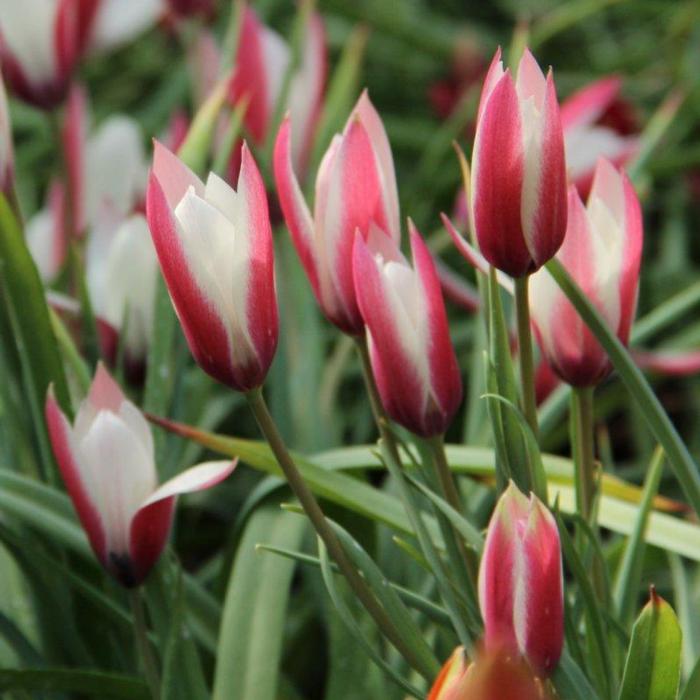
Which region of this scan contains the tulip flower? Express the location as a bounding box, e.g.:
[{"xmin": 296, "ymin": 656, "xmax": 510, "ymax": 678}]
[
  {"xmin": 90, "ymin": 0, "xmax": 162, "ymax": 53},
  {"xmin": 352, "ymin": 223, "xmax": 462, "ymax": 437},
  {"xmin": 529, "ymin": 158, "xmax": 643, "ymax": 387},
  {"xmin": 45, "ymin": 365, "xmax": 234, "ymax": 586},
  {"xmin": 274, "ymin": 91, "xmax": 400, "ymax": 334},
  {"xmin": 146, "ymin": 140, "xmax": 278, "ymax": 392},
  {"xmin": 87, "ymin": 213, "xmax": 158, "ymax": 374},
  {"xmin": 232, "ymin": 6, "xmax": 326, "ymax": 177},
  {"xmin": 471, "ymin": 48, "xmax": 567, "ymax": 277},
  {"xmin": 0, "ymin": 0, "xmax": 98, "ymax": 109},
  {"xmin": 561, "ymin": 77, "xmax": 639, "ymax": 197},
  {"xmin": 479, "ymin": 482, "xmax": 563, "ymax": 675}
]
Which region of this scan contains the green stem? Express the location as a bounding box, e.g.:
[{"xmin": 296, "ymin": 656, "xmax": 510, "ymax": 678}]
[
  {"xmin": 571, "ymin": 386, "xmax": 596, "ymax": 522},
  {"xmin": 129, "ymin": 589, "xmax": 160, "ymax": 700},
  {"xmin": 514, "ymin": 275, "xmax": 539, "ymax": 440},
  {"xmin": 245, "ymin": 387, "xmax": 434, "ymax": 680}
]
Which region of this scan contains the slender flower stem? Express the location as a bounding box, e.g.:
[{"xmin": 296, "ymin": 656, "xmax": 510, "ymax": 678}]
[
  {"xmin": 514, "ymin": 275, "xmax": 539, "ymax": 440},
  {"xmin": 128, "ymin": 589, "xmax": 160, "ymax": 700},
  {"xmin": 245, "ymin": 387, "xmax": 436, "ymax": 680},
  {"xmin": 570, "ymin": 386, "xmax": 596, "ymax": 522}
]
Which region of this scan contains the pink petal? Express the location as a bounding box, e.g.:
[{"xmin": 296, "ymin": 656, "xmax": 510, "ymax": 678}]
[
  {"xmin": 45, "ymin": 387, "xmax": 107, "ymax": 568},
  {"xmin": 409, "ymin": 222, "xmax": 462, "ymax": 435},
  {"xmin": 273, "ymin": 116, "xmax": 321, "ymax": 297},
  {"xmin": 476, "ymin": 47, "xmax": 504, "ymax": 124},
  {"xmin": 472, "ymin": 71, "xmax": 531, "ymax": 276},
  {"xmin": 515, "ymin": 48, "xmax": 546, "ymax": 106},
  {"xmin": 87, "ymin": 362, "xmax": 125, "ymax": 411},
  {"xmin": 151, "ymin": 139, "xmax": 203, "ymax": 210},
  {"xmin": 237, "ymin": 142, "xmax": 279, "ymax": 387},
  {"xmin": 561, "ymin": 76, "xmax": 622, "ymax": 131},
  {"xmin": 61, "ymin": 82, "xmax": 87, "ymax": 237}
]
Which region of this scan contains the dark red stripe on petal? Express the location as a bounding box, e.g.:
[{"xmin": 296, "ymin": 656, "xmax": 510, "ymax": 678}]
[
  {"xmin": 45, "ymin": 388, "xmax": 107, "ymax": 569},
  {"xmin": 128, "ymin": 497, "xmax": 174, "ymax": 586}
]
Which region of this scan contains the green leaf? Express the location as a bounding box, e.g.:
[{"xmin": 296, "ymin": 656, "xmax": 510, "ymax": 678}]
[
  {"xmin": 0, "ymin": 669, "xmax": 148, "ymax": 698},
  {"xmin": 619, "ymin": 589, "xmax": 682, "ymax": 700},
  {"xmin": 546, "ymin": 258, "xmax": 700, "ymax": 519},
  {"xmin": 213, "ymin": 505, "xmax": 305, "ymax": 700},
  {"xmin": 552, "ymin": 651, "xmax": 601, "ymax": 700},
  {"xmin": 680, "ymin": 656, "xmax": 700, "ymax": 700}
]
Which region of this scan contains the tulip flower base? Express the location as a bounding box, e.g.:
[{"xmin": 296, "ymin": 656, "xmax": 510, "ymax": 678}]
[{"xmin": 1, "ymin": 2, "xmax": 699, "ymax": 699}]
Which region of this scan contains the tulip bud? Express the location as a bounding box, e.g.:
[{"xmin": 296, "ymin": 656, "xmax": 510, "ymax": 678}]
[
  {"xmin": 87, "ymin": 213, "xmax": 158, "ymax": 376},
  {"xmin": 274, "ymin": 91, "xmax": 400, "ymax": 334},
  {"xmin": 0, "ymin": 72, "xmax": 13, "ymax": 195},
  {"xmin": 231, "ymin": 6, "xmax": 326, "ymax": 178},
  {"xmin": 428, "ymin": 646, "xmax": 470, "ymax": 700},
  {"xmin": 0, "ymin": 0, "xmax": 98, "ymax": 110},
  {"xmin": 561, "ymin": 77, "xmax": 639, "ymax": 197},
  {"xmin": 45, "ymin": 364, "xmax": 234, "ymax": 586},
  {"xmin": 479, "ymin": 482, "xmax": 563, "ymax": 675},
  {"xmin": 352, "ymin": 222, "xmax": 462, "ymax": 437},
  {"xmin": 146, "ymin": 140, "xmax": 278, "ymax": 392},
  {"xmin": 471, "ymin": 48, "xmax": 567, "ymax": 277},
  {"xmin": 529, "ymin": 158, "xmax": 643, "ymax": 387}
]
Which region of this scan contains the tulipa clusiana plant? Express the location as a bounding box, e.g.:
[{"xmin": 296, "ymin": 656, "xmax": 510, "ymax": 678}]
[{"xmin": 1, "ymin": 1, "xmax": 700, "ymax": 699}]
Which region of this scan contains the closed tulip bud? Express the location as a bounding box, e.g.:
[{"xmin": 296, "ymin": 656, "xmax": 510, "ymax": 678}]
[
  {"xmin": 352, "ymin": 222, "xmax": 462, "ymax": 437},
  {"xmin": 146, "ymin": 140, "xmax": 278, "ymax": 392},
  {"xmin": 45, "ymin": 365, "xmax": 234, "ymax": 586},
  {"xmin": 0, "ymin": 0, "xmax": 98, "ymax": 110},
  {"xmin": 231, "ymin": 6, "xmax": 326, "ymax": 178},
  {"xmin": 472, "ymin": 48, "xmax": 567, "ymax": 277},
  {"xmin": 529, "ymin": 158, "xmax": 643, "ymax": 387},
  {"xmin": 274, "ymin": 91, "xmax": 400, "ymax": 334},
  {"xmin": 479, "ymin": 482, "xmax": 564, "ymax": 675}
]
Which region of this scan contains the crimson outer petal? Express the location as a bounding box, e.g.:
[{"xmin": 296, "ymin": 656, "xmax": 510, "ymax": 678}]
[
  {"xmin": 146, "ymin": 142, "xmax": 237, "ymax": 389},
  {"xmin": 409, "ymin": 222, "xmax": 462, "ymax": 435},
  {"xmin": 45, "ymin": 387, "xmax": 107, "ymax": 569},
  {"xmin": 525, "ymin": 70, "xmax": 568, "ymax": 269},
  {"xmin": 519, "ymin": 497, "xmax": 564, "ymax": 673},
  {"xmin": 560, "ymin": 76, "xmax": 621, "ymax": 131},
  {"xmin": 61, "ymin": 83, "xmax": 86, "ymax": 237},
  {"xmin": 273, "ymin": 116, "xmax": 321, "ymax": 300},
  {"xmin": 236, "ymin": 142, "xmax": 279, "ymax": 388},
  {"xmin": 471, "ymin": 71, "xmax": 531, "ymax": 276}
]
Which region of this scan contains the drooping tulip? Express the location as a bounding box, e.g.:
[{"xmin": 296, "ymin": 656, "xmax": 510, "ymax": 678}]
[
  {"xmin": 0, "ymin": 0, "xmax": 98, "ymax": 109},
  {"xmin": 274, "ymin": 91, "xmax": 400, "ymax": 334},
  {"xmin": 232, "ymin": 6, "xmax": 326, "ymax": 178},
  {"xmin": 471, "ymin": 48, "xmax": 567, "ymax": 277},
  {"xmin": 529, "ymin": 158, "xmax": 643, "ymax": 387},
  {"xmin": 561, "ymin": 76, "xmax": 639, "ymax": 197},
  {"xmin": 478, "ymin": 482, "xmax": 564, "ymax": 675},
  {"xmin": 352, "ymin": 223, "xmax": 462, "ymax": 437},
  {"xmin": 45, "ymin": 365, "xmax": 234, "ymax": 586},
  {"xmin": 146, "ymin": 140, "xmax": 278, "ymax": 392}
]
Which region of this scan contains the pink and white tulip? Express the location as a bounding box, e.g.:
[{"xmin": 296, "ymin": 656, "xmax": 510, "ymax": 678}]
[
  {"xmin": 352, "ymin": 223, "xmax": 462, "ymax": 437},
  {"xmin": 45, "ymin": 365, "xmax": 234, "ymax": 586},
  {"xmin": 479, "ymin": 482, "xmax": 563, "ymax": 675},
  {"xmin": 274, "ymin": 91, "xmax": 400, "ymax": 334},
  {"xmin": 471, "ymin": 48, "xmax": 567, "ymax": 277},
  {"xmin": 529, "ymin": 158, "xmax": 643, "ymax": 387},
  {"xmin": 0, "ymin": 0, "xmax": 98, "ymax": 109},
  {"xmin": 90, "ymin": 0, "xmax": 163, "ymax": 54},
  {"xmin": 146, "ymin": 141, "xmax": 278, "ymax": 392},
  {"xmin": 231, "ymin": 6, "xmax": 326, "ymax": 178},
  {"xmin": 561, "ymin": 77, "xmax": 639, "ymax": 197}
]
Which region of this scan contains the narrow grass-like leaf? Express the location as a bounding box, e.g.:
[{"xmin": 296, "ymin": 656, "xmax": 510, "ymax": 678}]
[
  {"xmin": 619, "ymin": 589, "xmax": 682, "ymax": 700},
  {"xmin": 552, "ymin": 651, "xmax": 601, "ymax": 700},
  {"xmin": 213, "ymin": 506, "xmax": 305, "ymax": 700},
  {"xmin": 0, "ymin": 669, "xmax": 148, "ymax": 698},
  {"xmin": 681, "ymin": 656, "xmax": 700, "ymax": 700}
]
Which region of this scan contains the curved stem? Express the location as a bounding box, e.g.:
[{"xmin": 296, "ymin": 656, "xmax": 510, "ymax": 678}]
[
  {"xmin": 129, "ymin": 589, "xmax": 160, "ymax": 700},
  {"xmin": 514, "ymin": 275, "xmax": 539, "ymax": 440},
  {"xmin": 245, "ymin": 387, "xmax": 436, "ymax": 680}
]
